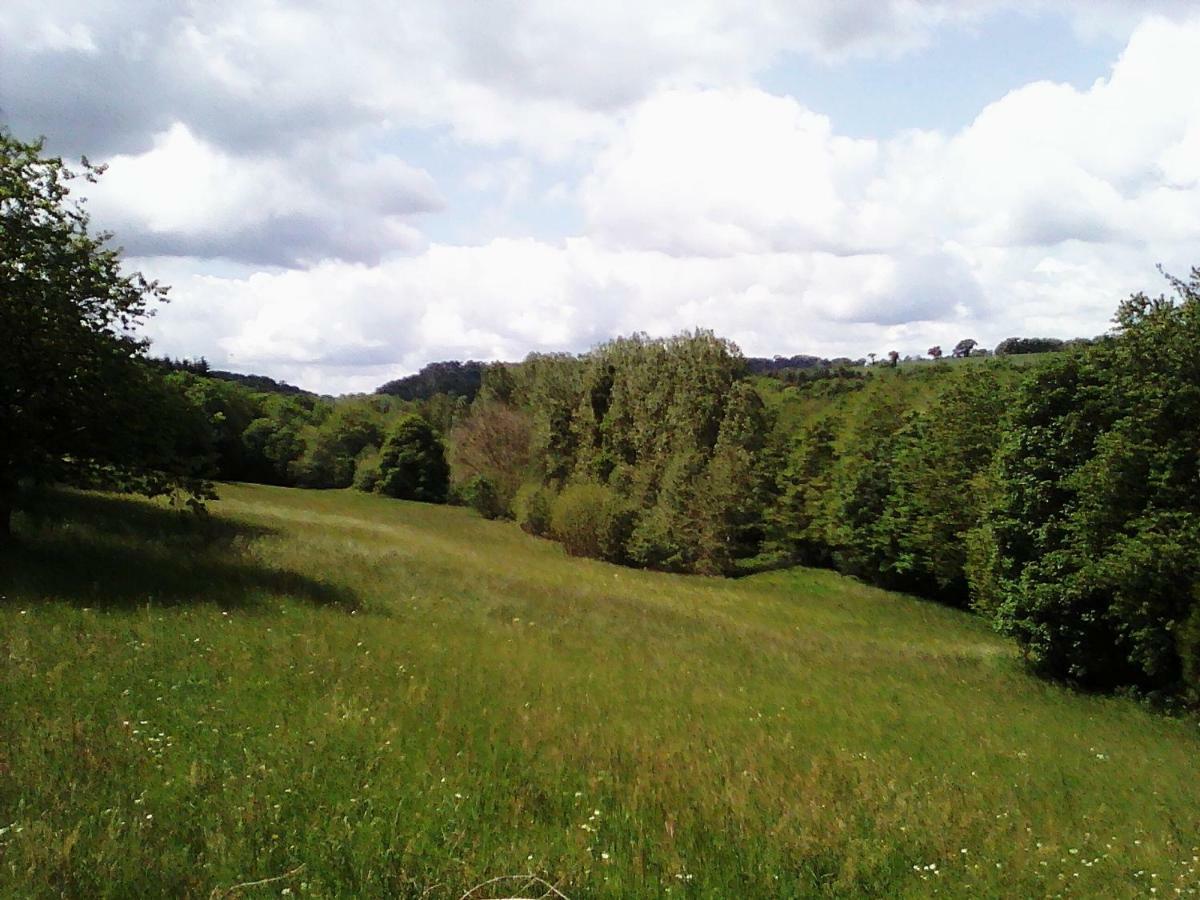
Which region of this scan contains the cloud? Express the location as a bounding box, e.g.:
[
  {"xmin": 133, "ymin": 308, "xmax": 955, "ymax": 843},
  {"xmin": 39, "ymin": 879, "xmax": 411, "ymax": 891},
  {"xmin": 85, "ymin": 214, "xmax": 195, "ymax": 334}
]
[
  {"xmin": 6, "ymin": 1, "xmax": 1193, "ymax": 162},
  {"xmin": 86, "ymin": 123, "xmax": 441, "ymax": 266},
  {"xmin": 585, "ymin": 16, "xmax": 1200, "ymax": 262},
  {"xmin": 581, "ymin": 88, "xmax": 878, "ymax": 256}
]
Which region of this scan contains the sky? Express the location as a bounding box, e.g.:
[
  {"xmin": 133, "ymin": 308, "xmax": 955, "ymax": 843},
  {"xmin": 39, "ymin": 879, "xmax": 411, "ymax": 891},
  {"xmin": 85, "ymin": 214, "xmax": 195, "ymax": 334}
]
[{"xmin": 3, "ymin": 1, "xmax": 1200, "ymax": 394}]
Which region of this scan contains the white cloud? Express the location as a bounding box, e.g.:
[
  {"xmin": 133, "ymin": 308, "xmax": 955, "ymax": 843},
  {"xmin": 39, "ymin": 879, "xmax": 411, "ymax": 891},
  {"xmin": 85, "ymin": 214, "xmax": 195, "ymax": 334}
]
[
  {"xmin": 87, "ymin": 123, "xmax": 441, "ymax": 265},
  {"xmin": 581, "ymin": 89, "xmax": 877, "ymax": 256},
  {"xmin": 585, "ymin": 16, "xmax": 1200, "ymax": 260},
  {"xmin": 6, "ymin": 1, "xmax": 1194, "ymax": 162}
]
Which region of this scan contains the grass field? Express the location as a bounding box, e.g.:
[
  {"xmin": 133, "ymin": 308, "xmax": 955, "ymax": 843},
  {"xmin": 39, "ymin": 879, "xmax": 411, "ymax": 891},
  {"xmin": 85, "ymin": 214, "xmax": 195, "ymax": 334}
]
[{"xmin": 2, "ymin": 484, "xmax": 1198, "ymax": 898}]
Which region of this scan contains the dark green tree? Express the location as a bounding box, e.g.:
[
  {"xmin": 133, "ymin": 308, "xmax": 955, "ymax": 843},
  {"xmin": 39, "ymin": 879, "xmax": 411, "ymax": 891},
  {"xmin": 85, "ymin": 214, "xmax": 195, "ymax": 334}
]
[
  {"xmin": 376, "ymin": 414, "xmax": 450, "ymax": 503},
  {"xmin": 971, "ymin": 271, "xmax": 1200, "ymax": 697},
  {"xmin": 824, "ymin": 388, "xmax": 908, "ymax": 583}
]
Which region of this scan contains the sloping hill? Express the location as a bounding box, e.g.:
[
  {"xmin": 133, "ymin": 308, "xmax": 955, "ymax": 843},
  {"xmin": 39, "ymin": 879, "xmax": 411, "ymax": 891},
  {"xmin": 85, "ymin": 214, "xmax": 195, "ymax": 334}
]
[{"xmin": 2, "ymin": 484, "xmax": 1197, "ymax": 897}]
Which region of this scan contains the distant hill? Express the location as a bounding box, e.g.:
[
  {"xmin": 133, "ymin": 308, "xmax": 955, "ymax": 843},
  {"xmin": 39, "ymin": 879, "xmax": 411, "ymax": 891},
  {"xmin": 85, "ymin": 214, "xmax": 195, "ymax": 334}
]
[
  {"xmin": 375, "ymin": 360, "xmax": 486, "ymax": 401},
  {"xmin": 150, "ymin": 357, "xmax": 315, "ymax": 396}
]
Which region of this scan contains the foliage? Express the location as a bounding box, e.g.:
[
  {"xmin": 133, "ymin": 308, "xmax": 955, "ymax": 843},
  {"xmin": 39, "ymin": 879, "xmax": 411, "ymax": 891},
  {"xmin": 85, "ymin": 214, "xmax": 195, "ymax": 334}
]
[
  {"xmin": 994, "ymin": 336, "xmax": 1065, "ymax": 355},
  {"xmin": 448, "ymin": 401, "xmax": 533, "ymax": 515},
  {"xmin": 767, "ymin": 418, "xmax": 839, "ymax": 567},
  {"xmin": 879, "ymin": 365, "xmax": 1014, "ymax": 601},
  {"xmin": 519, "ymin": 352, "xmax": 586, "ymax": 484},
  {"xmin": 0, "ymin": 130, "xmax": 209, "ymax": 537},
  {"xmin": 461, "ymin": 474, "xmax": 505, "ymax": 520},
  {"xmin": 291, "ymin": 402, "xmax": 386, "ymax": 489},
  {"xmin": 240, "ymin": 404, "xmax": 308, "ymax": 485},
  {"xmin": 376, "ymin": 414, "xmax": 450, "ymax": 503},
  {"xmin": 549, "ymin": 483, "xmax": 633, "ymax": 562},
  {"xmin": 745, "ymin": 354, "xmax": 836, "ymax": 374},
  {"xmin": 952, "ymin": 338, "xmax": 978, "ymax": 358},
  {"xmin": 375, "ymin": 360, "xmax": 486, "ymax": 401},
  {"xmin": 151, "ymin": 355, "xmax": 313, "ymax": 396},
  {"xmin": 971, "ymin": 272, "xmax": 1200, "ymax": 696},
  {"xmin": 822, "ymin": 388, "xmax": 909, "ymax": 583},
  {"xmin": 496, "ymin": 331, "xmax": 762, "ymax": 574},
  {"xmin": 351, "ymin": 444, "xmax": 383, "ymax": 493},
  {"xmin": 513, "ymin": 482, "xmax": 555, "ymax": 536}
]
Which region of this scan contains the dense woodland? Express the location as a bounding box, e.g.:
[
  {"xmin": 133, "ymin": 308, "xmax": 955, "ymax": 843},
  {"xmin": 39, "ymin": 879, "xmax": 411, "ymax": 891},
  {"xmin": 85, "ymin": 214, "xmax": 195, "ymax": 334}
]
[{"xmin": 5, "ymin": 128, "xmax": 1200, "ymax": 704}]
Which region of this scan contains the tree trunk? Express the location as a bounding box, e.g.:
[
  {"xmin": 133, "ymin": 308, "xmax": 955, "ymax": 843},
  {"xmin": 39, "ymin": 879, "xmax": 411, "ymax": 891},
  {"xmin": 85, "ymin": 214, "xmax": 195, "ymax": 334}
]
[
  {"xmin": 0, "ymin": 495, "xmax": 11, "ymax": 547},
  {"xmin": 0, "ymin": 471, "xmax": 16, "ymax": 546}
]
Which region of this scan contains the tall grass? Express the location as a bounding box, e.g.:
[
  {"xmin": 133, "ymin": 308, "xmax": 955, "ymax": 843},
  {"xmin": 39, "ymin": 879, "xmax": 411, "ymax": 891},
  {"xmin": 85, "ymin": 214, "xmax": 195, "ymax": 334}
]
[{"xmin": 2, "ymin": 484, "xmax": 1198, "ymax": 897}]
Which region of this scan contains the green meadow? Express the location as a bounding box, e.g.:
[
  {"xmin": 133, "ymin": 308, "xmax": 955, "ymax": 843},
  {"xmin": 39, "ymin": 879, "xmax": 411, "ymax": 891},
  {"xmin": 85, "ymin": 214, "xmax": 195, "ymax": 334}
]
[{"xmin": 2, "ymin": 484, "xmax": 1198, "ymax": 898}]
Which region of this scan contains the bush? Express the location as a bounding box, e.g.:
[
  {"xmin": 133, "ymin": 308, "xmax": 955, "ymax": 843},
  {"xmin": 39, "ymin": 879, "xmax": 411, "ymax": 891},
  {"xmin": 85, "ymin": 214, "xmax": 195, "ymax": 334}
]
[
  {"xmin": 513, "ymin": 483, "xmax": 555, "ymax": 536},
  {"xmin": 462, "ymin": 474, "xmax": 505, "ymax": 520},
  {"xmin": 549, "ymin": 484, "xmax": 634, "ymax": 562},
  {"xmin": 352, "ymin": 445, "xmax": 383, "ymax": 493}
]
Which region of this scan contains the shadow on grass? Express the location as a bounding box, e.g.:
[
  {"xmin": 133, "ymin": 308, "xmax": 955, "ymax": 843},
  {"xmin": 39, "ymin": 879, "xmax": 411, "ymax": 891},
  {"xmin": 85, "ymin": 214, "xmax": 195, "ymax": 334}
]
[{"xmin": 2, "ymin": 488, "xmax": 359, "ymax": 612}]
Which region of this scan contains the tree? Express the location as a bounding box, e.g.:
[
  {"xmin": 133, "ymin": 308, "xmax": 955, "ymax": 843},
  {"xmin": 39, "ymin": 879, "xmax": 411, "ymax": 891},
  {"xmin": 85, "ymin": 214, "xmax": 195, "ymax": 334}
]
[
  {"xmin": 970, "ymin": 271, "xmax": 1200, "ymax": 697},
  {"xmin": 927, "ymin": 346, "xmax": 943, "ymax": 360},
  {"xmin": 290, "ymin": 402, "xmax": 385, "ymax": 488},
  {"xmin": 887, "ymin": 350, "xmax": 900, "ymax": 367},
  {"xmin": 0, "ymin": 131, "xmax": 204, "ymax": 541},
  {"xmin": 824, "ymin": 389, "xmax": 908, "ymax": 583},
  {"xmin": 768, "ymin": 417, "xmax": 839, "ymax": 566},
  {"xmin": 376, "ymin": 414, "xmax": 450, "ymax": 502},
  {"xmin": 879, "ymin": 366, "xmax": 1014, "ymax": 601},
  {"xmin": 953, "ymin": 338, "xmax": 978, "ymax": 358},
  {"xmin": 447, "ymin": 401, "xmax": 533, "ymax": 514},
  {"xmin": 867, "ymin": 352, "xmax": 877, "ymax": 365},
  {"xmin": 994, "ymin": 337, "xmax": 1064, "ymax": 356}
]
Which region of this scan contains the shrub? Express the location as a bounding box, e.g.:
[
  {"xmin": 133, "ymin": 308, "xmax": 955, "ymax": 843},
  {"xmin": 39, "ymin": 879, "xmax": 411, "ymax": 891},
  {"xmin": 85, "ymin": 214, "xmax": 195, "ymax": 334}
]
[
  {"xmin": 462, "ymin": 474, "xmax": 505, "ymax": 520},
  {"xmin": 352, "ymin": 445, "xmax": 383, "ymax": 493},
  {"xmin": 513, "ymin": 483, "xmax": 555, "ymax": 536},
  {"xmin": 549, "ymin": 484, "xmax": 633, "ymax": 562}
]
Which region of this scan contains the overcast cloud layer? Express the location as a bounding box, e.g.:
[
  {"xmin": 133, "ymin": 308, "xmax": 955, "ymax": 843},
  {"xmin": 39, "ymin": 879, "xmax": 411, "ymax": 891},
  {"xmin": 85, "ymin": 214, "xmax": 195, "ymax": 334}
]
[{"xmin": 4, "ymin": 1, "xmax": 1199, "ymax": 393}]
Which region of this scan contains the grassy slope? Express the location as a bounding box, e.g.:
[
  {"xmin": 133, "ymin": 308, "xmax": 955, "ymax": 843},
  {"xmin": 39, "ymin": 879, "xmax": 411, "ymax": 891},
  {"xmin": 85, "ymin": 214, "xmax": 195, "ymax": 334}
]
[{"xmin": 2, "ymin": 485, "xmax": 1198, "ymax": 898}]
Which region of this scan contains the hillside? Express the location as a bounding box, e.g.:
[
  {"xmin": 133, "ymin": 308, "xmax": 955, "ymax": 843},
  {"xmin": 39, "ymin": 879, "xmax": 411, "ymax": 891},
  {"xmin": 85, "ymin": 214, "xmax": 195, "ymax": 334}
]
[{"xmin": 3, "ymin": 484, "xmax": 1198, "ymax": 897}]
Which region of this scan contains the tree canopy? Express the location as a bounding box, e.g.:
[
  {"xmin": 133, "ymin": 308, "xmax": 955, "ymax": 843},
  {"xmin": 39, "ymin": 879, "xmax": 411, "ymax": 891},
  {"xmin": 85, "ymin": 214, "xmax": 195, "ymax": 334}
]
[{"xmin": 0, "ymin": 131, "xmax": 209, "ymax": 540}]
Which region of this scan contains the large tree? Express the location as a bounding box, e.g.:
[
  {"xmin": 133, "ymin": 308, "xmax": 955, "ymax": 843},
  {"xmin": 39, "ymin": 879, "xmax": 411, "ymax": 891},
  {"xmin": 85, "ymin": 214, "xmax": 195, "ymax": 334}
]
[
  {"xmin": 970, "ymin": 271, "xmax": 1200, "ymax": 696},
  {"xmin": 376, "ymin": 414, "xmax": 450, "ymax": 503},
  {"xmin": 0, "ymin": 131, "xmax": 198, "ymax": 540}
]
